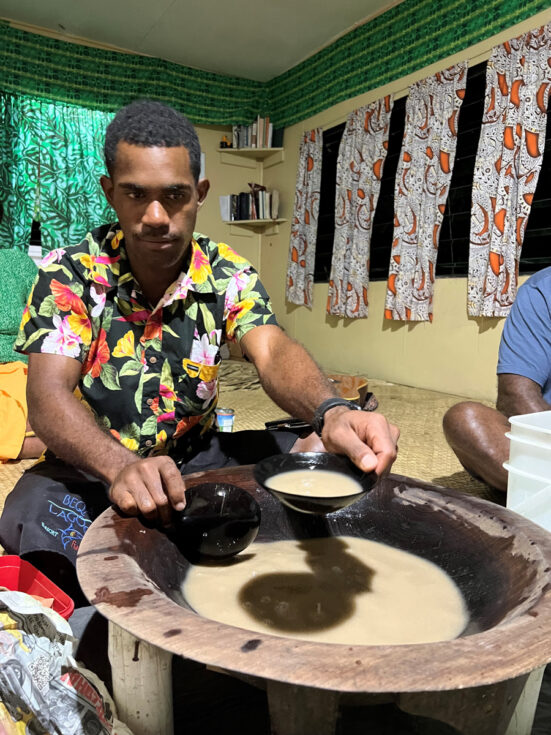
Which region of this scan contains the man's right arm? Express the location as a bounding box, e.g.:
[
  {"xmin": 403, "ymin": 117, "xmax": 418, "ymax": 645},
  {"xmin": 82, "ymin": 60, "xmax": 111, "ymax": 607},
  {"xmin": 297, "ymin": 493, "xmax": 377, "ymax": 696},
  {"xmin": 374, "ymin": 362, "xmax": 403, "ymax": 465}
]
[
  {"xmin": 496, "ymin": 274, "xmax": 551, "ymax": 419},
  {"xmin": 27, "ymin": 353, "xmax": 186, "ymax": 524},
  {"xmin": 496, "ymin": 374, "xmax": 551, "ymax": 418}
]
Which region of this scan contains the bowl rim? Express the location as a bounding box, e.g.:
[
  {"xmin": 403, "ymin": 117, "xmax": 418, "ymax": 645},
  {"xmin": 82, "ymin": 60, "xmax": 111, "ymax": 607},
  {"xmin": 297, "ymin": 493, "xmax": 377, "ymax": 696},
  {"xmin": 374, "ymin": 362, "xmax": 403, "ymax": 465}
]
[{"xmin": 78, "ymin": 468, "xmax": 551, "ymax": 694}]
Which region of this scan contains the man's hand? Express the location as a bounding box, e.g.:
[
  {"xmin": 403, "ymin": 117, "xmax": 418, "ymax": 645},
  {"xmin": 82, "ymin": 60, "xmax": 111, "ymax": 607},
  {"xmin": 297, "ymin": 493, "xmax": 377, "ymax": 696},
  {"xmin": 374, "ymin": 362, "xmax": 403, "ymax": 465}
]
[
  {"xmin": 321, "ymin": 406, "xmax": 399, "ymax": 476},
  {"xmin": 108, "ymin": 456, "xmax": 187, "ymax": 526}
]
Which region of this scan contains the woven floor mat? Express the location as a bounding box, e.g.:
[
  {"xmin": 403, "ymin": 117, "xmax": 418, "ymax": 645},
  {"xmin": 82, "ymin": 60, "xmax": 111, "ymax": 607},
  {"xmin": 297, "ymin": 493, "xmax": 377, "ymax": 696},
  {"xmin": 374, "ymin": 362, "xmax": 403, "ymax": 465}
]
[
  {"xmin": 0, "ymin": 366, "xmax": 501, "ymax": 509},
  {"xmin": 219, "ymin": 372, "xmax": 500, "ymax": 503},
  {"xmin": 0, "ymin": 459, "xmax": 35, "ymax": 514},
  {"xmin": 219, "ymin": 359, "xmax": 261, "ymax": 390}
]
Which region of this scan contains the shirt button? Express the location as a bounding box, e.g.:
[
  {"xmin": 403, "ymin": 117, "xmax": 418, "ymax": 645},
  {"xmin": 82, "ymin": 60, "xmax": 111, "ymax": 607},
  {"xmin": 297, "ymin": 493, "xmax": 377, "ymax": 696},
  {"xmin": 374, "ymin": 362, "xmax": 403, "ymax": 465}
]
[
  {"xmin": 149, "ymin": 356, "xmax": 157, "ymax": 364},
  {"xmin": 145, "ymin": 440, "xmax": 153, "ymax": 447},
  {"xmin": 146, "ymin": 398, "xmax": 153, "ymax": 406}
]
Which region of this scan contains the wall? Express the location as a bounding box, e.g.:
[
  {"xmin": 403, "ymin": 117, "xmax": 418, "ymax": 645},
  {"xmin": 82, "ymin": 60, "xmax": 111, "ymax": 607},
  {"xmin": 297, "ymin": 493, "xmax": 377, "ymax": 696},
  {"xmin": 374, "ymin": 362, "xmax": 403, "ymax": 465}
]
[
  {"xmin": 259, "ymin": 7, "xmax": 551, "ymax": 402},
  {"xmin": 194, "ymin": 125, "xmax": 262, "ymax": 270}
]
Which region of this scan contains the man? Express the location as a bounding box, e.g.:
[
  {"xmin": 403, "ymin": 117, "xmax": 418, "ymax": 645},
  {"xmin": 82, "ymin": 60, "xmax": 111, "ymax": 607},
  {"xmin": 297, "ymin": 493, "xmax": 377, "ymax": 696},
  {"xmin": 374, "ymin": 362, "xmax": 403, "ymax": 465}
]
[
  {"xmin": 443, "ymin": 266, "xmax": 551, "ymax": 492},
  {"xmin": 0, "ymin": 100, "xmax": 398, "ymax": 599}
]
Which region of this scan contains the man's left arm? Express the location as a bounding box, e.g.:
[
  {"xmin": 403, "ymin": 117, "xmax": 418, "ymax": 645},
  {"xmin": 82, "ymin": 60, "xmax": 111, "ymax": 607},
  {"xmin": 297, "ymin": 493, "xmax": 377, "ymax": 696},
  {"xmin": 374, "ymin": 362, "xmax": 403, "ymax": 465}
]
[{"xmin": 240, "ymin": 325, "xmax": 399, "ymax": 475}]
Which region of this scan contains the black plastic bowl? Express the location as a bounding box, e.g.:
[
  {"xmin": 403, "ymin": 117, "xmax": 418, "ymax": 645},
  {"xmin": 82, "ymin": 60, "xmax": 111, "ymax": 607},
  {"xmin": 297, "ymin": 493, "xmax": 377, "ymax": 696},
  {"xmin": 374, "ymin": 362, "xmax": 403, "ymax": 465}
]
[
  {"xmin": 253, "ymin": 452, "xmax": 377, "ymax": 515},
  {"xmin": 166, "ymin": 482, "xmax": 261, "ymax": 561}
]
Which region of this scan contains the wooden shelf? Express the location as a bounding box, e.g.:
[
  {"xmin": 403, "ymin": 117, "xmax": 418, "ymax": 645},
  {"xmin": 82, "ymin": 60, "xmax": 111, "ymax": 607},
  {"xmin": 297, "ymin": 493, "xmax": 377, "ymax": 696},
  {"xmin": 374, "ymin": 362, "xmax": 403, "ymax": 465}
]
[
  {"xmin": 219, "ymin": 144, "xmax": 285, "ymax": 233},
  {"xmin": 224, "ymin": 219, "xmax": 287, "ymax": 236},
  {"xmin": 224, "ymin": 219, "xmax": 286, "ymax": 226},
  {"xmin": 218, "ymin": 147, "xmax": 284, "ymax": 169},
  {"xmin": 218, "ymin": 147, "xmax": 283, "ymax": 159}
]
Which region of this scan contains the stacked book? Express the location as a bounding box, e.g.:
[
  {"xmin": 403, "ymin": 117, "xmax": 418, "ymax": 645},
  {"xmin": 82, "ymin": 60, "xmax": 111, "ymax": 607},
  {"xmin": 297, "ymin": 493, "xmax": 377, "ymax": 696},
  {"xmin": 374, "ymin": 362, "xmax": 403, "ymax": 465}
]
[
  {"xmin": 219, "ymin": 188, "xmax": 280, "ymax": 222},
  {"xmin": 231, "ymin": 117, "xmax": 283, "ymax": 149}
]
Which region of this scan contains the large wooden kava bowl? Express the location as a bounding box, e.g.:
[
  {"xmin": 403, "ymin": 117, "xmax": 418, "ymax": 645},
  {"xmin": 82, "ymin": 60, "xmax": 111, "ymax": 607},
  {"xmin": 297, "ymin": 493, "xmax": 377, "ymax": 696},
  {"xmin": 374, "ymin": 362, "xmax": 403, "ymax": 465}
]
[{"xmin": 77, "ymin": 467, "xmax": 551, "ymax": 695}]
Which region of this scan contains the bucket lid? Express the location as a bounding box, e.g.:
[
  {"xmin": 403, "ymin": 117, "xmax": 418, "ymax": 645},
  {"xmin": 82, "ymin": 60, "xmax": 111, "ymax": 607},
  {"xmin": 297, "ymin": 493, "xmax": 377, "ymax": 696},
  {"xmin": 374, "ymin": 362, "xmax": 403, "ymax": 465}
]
[
  {"xmin": 505, "ymin": 431, "xmax": 551, "ymax": 450},
  {"xmin": 503, "ymin": 462, "xmax": 551, "ymax": 484},
  {"xmin": 509, "ymin": 410, "xmax": 551, "ymax": 434}
]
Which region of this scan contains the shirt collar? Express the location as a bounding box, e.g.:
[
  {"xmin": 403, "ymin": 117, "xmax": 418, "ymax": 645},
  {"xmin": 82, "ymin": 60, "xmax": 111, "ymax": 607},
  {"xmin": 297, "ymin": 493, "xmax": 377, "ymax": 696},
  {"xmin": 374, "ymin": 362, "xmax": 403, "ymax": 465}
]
[
  {"xmin": 94, "ymin": 226, "xmax": 216, "ymax": 306},
  {"xmin": 160, "ymin": 237, "xmax": 215, "ymax": 309},
  {"xmin": 78, "ymin": 225, "xmax": 124, "ymax": 291}
]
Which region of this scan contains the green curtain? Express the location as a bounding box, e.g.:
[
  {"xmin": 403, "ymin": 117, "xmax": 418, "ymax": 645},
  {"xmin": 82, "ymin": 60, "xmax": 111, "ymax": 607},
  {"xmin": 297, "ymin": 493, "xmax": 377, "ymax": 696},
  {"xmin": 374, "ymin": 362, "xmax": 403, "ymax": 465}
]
[
  {"xmin": 0, "ymin": 94, "xmax": 36, "ymax": 249},
  {"xmin": 0, "ymin": 92, "xmax": 115, "ymax": 252}
]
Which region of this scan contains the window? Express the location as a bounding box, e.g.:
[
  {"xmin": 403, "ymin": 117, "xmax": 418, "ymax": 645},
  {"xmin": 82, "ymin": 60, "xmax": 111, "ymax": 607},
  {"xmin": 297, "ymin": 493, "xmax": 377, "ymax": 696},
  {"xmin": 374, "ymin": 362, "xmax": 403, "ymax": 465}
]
[
  {"xmin": 314, "ymin": 60, "xmax": 551, "ymax": 283},
  {"xmin": 313, "ymin": 122, "xmax": 345, "ymax": 282},
  {"xmin": 436, "ymin": 61, "xmax": 486, "ymax": 276},
  {"xmin": 368, "ymin": 96, "xmax": 407, "ymax": 280}
]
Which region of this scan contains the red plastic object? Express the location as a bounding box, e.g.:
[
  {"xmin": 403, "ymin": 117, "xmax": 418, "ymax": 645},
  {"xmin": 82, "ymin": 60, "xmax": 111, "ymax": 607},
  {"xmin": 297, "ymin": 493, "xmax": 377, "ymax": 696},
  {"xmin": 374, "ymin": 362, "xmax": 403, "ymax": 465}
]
[{"xmin": 0, "ymin": 556, "xmax": 74, "ymax": 620}]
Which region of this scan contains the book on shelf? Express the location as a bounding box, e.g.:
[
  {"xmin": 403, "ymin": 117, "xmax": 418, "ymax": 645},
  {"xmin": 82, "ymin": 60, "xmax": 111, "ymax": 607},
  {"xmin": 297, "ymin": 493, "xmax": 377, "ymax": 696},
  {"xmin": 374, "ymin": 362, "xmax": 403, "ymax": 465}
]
[
  {"xmin": 257, "ymin": 115, "xmax": 266, "ymax": 150},
  {"xmin": 272, "ymin": 127, "xmax": 284, "ymax": 148},
  {"xmin": 218, "ymin": 195, "xmax": 231, "ymax": 222},
  {"xmin": 248, "ymin": 182, "xmax": 267, "ymax": 221},
  {"xmin": 270, "ymin": 189, "xmax": 279, "ymax": 219},
  {"xmin": 220, "ymin": 186, "xmax": 281, "ymax": 222},
  {"xmin": 237, "ymin": 192, "xmax": 249, "ymax": 220},
  {"xmin": 229, "ymin": 120, "xmax": 282, "ymax": 149},
  {"xmin": 231, "ymin": 194, "xmax": 239, "ymax": 221}
]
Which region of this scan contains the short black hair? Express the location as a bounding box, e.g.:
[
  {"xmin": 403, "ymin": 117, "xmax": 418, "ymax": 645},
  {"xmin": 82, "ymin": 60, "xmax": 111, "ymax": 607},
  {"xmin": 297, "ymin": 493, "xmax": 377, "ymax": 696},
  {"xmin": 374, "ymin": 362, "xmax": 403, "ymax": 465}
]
[{"xmin": 104, "ymin": 100, "xmax": 201, "ymax": 181}]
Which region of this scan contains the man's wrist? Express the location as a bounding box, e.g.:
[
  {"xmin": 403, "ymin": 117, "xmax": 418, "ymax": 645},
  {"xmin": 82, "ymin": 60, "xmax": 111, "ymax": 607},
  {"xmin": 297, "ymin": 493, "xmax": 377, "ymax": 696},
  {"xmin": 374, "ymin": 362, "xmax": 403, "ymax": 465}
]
[
  {"xmin": 312, "ymin": 397, "xmax": 362, "ymax": 436},
  {"xmin": 103, "ymin": 453, "xmax": 143, "ymax": 485}
]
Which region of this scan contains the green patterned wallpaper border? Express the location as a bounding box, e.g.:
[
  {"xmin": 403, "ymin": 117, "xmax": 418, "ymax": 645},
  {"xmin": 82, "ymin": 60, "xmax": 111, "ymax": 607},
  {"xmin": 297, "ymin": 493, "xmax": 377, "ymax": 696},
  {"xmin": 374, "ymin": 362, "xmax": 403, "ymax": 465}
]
[
  {"xmin": 1, "ymin": 0, "xmax": 551, "ymax": 128},
  {"xmin": 267, "ymin": 0, "xmax": 551, "ymax": 127},
  {"xmin": 0, "ymin": 22, "xmax": 267, "ymax": 125}
]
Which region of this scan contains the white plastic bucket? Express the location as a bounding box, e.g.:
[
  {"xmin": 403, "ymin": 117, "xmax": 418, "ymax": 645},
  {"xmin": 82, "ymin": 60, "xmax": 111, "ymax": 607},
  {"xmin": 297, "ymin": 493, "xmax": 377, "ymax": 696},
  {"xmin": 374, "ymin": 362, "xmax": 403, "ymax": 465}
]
[
  {"xmin": 509, "ymin": 411, "xmax": 551, "ymax": 446},
  {"xmin": 503, "ymin": 462, "xmax": 550, "ymax": 509},
  {"xmin": 507, "ymin": 484, "xmax": 551, "ymax": 534},
  {"xmin": 505, "ymin": 431, "xmax": 551, "ymax": 478}
]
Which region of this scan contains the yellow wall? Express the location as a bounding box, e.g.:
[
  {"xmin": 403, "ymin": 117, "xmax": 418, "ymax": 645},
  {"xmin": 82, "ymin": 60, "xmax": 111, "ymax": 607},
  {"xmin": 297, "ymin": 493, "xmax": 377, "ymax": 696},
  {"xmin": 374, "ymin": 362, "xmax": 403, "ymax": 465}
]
[
  {"xmin": 255, "ymin": 7, "xmax": 551, "ymax": 402},
  {"xmin": 194, "ymin": 125, "xmax": 263, "ymax": 271}
]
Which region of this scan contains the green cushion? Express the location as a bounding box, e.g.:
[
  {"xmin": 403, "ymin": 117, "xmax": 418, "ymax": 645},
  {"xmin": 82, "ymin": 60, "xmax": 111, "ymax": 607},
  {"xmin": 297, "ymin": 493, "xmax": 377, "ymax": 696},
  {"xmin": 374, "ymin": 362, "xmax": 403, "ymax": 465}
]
[
  {"xmin": 0, "ymin": 249, "xmax": 38, "ymax": 363},
  {"xmin": 0, "ymin": 333, "xmax": 23, "ymax": 364}
]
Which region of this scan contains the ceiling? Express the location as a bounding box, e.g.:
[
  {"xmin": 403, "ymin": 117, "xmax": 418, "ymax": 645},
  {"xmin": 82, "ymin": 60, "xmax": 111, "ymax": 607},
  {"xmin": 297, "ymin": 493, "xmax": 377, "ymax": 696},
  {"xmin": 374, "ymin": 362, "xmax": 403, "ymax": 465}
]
[{"xmin": 1, "ymin": 0, "xmax": 402, "ymax": 82}]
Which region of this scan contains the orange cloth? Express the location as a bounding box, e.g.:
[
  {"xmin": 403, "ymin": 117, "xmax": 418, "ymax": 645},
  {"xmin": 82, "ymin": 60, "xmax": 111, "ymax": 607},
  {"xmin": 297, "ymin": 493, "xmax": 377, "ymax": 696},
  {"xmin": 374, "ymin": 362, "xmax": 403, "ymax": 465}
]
[{"xmin": 0, "ymin": 361, "xmax": 28, "ymax": 462}]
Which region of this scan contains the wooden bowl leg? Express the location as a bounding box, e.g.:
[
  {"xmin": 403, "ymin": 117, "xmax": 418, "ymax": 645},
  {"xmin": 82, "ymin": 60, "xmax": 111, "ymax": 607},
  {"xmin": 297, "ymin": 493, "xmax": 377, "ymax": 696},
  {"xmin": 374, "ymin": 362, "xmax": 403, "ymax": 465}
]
[
  {"xmin": 108, "ymin": 622, "xmax": 174, "ymax": 735},
  {"xmin": 267, "ymin": 680, "xmax": 340, "ymax": 735},
  {"xmin": 397, "ymin": 666, "xmax": 545, "ymax": 735}
]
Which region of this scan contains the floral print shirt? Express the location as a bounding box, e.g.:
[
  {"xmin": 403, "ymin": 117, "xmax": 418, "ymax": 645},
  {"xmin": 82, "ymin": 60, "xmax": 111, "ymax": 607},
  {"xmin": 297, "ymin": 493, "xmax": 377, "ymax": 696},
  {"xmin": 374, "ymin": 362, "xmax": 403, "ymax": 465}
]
[{"xmin": 15, "ymin": 223, "xmax": 278, "ymax": 456}]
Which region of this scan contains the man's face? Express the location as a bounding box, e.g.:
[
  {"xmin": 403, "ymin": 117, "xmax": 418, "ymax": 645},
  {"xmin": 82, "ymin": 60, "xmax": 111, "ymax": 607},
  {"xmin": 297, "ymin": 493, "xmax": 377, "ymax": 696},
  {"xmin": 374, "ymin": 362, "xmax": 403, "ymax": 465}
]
[{"xmin": 101, "ymin": 142, "xmax": 209, "ymax": 271}]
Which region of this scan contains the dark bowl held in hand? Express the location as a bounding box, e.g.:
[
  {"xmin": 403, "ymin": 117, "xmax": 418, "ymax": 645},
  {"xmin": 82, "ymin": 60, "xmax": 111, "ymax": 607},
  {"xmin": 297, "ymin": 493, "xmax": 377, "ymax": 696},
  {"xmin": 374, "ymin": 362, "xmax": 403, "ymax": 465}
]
[
  {"xmin": 166, "ymin": 482, "xmax": 261, "ymax": 562},
  {"xmin": 254, "ymin": 452, "xmax": 378, "ymax": 515}
]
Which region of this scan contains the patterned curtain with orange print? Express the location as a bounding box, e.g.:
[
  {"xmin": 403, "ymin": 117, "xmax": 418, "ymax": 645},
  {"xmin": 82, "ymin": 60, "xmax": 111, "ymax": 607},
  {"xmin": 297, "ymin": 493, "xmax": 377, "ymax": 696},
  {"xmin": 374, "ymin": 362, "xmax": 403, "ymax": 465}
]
[
  {"xmin": 468, "ymin": 23, "xmax": 551, "ymax": 318},
  {"xmin": 384, "ymin": 63, "xmax": 467, "ymax": 322},
  {"xmin": 286, "ymin": 128, "xmax": 323, "ymax": 307},
  {"xmin": 327, "ymin": 96, "xmax": 394, "ymax": 318}
]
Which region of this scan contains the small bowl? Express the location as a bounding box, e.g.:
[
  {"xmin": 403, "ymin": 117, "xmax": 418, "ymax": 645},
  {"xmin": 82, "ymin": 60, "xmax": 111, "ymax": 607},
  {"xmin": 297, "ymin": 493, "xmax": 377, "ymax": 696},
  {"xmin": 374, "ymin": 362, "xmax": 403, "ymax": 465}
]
[
  {"xmin": 166, "ymin": 482, "xmax": 261, "ymax": 561},
  {"xmin": 254, "ymin": 452, "xmax": 377, "ymax": 515}
]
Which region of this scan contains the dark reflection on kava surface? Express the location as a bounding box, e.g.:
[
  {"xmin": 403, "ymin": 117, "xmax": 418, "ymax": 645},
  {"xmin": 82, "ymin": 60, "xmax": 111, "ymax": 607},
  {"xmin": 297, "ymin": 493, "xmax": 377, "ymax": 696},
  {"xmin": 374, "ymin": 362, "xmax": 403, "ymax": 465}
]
[{"xmin": 237, "ymin": 538, "xmax": 374, "ymax": 633}]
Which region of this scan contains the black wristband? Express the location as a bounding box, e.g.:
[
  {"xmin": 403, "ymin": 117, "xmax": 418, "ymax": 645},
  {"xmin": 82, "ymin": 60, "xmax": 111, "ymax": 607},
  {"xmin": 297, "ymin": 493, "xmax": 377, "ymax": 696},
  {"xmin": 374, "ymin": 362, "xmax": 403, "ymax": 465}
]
[{"xmin": 312, "ymin": 397, "xmax": 362, "ymax": 436}]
